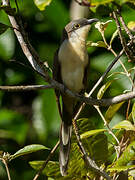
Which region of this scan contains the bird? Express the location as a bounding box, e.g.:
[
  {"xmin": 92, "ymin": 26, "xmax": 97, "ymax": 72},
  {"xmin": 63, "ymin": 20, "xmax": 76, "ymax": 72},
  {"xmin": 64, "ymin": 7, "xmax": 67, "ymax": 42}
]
[{"xmin": 53, "ymin": 18, "xmax": 98, "ymax": 176}]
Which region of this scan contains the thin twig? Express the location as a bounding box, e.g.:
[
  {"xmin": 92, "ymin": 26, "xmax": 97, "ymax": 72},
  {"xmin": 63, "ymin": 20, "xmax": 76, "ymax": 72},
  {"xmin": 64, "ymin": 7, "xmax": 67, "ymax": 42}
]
[
  {"xmin": 33, "ymin": 141, "xmax": 59, "ymax": 180},
  {"xmin": 113, "ymin": 11, "xmax": 135, "ymax": 63},
  {"xmin": 0, "ymin": 85, "xmax": 53, "ymax": 91},
  {"xmin": 94, "ymin": 106, "xmax": 120, "ymax": 158},
  {"xmin": 126, "ymin": 100, "xmax": 131, "ymax": 120},
  {"xmin": 118, "ymin": 10, "xmax": 134, "ymax": 40},
  {"xmin": 1, "ymin": 158, "xmax": 11, "ymax": 180}
]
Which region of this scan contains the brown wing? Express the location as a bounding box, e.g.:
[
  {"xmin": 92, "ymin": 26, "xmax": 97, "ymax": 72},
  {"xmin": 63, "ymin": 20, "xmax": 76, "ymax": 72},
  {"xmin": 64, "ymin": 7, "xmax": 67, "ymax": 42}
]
[
  {"xmin": 53, "ymin": 49, "xmax": 62, "ymax": 118},
  {"xmin": 83, "ymin": 56, "xmax": 90, "ymax": 91}
]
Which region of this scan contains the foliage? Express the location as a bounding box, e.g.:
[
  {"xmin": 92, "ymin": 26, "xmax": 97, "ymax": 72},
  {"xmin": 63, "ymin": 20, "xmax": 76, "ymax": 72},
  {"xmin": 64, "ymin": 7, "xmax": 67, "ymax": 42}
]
[{"xmin": 0, "ymin": 0, "xmax": 135, "ymax": 180}]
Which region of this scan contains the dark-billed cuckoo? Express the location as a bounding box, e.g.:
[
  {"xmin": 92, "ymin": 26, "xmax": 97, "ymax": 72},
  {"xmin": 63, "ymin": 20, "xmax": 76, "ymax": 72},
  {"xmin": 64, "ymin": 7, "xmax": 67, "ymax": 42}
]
[{"xmin": 53, "ymin": 18, "xmax": 98, "ymax": 176}]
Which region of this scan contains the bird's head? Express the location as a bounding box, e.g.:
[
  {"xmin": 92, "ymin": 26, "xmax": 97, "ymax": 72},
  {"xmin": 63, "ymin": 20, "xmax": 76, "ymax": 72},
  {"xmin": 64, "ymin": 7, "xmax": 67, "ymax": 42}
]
[{"xmin": 65, "ymin": 18, "xmax": 99, "ymax": 41}]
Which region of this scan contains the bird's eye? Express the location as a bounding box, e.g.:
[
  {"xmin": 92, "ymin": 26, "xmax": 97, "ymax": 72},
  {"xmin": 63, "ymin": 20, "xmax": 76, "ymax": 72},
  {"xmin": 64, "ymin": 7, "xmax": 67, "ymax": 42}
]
[{"xmin": 74, "ymin": 23, "xmax": 80, "ymax": 29}]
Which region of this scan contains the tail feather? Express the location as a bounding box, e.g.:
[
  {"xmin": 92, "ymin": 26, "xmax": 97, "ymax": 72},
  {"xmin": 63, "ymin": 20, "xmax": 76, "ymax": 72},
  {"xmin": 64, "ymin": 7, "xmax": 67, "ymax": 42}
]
[{"xmin": 59, "ymin": 122, "xmax": 72, "ymax": 176}]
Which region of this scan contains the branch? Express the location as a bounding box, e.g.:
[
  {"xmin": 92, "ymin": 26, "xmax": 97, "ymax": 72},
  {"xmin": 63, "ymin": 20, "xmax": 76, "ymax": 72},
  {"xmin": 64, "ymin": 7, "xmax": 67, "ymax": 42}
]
[
  {"xmin": 0, "ymin": 85, "xmax": 53, "ymax": 91},
  {"xmin": 118, "ymin": 10, "xmax": 135, "ymax": 62},
  {"xmin": 1, "ymin": 83, "xmax": 135, "ymax": 107},
  {"xmin": 113, "ymin": 11, "xmax": 135, "ymax": 62},
  {"xmin": 76, "ymin": 90, "xmax": 135, "ymax": 106},
  {"xmin": 118, "ymin": 10, "xmax": 134, "ymax": 40}
]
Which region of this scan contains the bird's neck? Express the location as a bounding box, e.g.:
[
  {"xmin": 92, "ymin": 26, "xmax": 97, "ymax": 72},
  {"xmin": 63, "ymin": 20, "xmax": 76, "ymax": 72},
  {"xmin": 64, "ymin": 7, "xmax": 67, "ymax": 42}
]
[
  {"xmin": 67, "ymin": 35, "xmax": 87, "ymax": 54},
  {"xmin": 69, "ymin": 33, "xmax": 87, "ymax": 46}
]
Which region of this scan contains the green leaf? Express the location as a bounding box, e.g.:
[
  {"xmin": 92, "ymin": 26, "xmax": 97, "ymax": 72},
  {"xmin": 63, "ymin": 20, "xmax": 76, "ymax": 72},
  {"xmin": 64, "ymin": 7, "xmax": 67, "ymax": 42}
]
[
  {"xmin": 88, "ymin": 0, "xmax": 135, "ymax": 9},
  {"xmin": 105, "ymin": 102, "xmax": 124, "ymax": 123},
  {"xmin": 112, "ymin": 120, "xmax": 135, "ymax": 131},
  {"xmin": 97, "ymin": 80, "xmax": 114, "ymax": 99},
  {"xmin": 10, "ymin": 144, "xmax": 49, "ymax": 161},
  {"xmin": 110, "ymin": 29, "xmax": 118, "ymax": 46},
  {"xmin": 127, "ymin": 21, "xmax": 135, "ymax": 32},
  {"xmin": 90, "ymin": 133, "xmax": 108, "ymax": 162},
  {"xmin": 0, "ymin": 29, "xmax": 15, "ymax": 60},
  {"xmin": 34, "ymin": 0, "xmax": 52, "ymax": 11},
  {"xmin": 88, "ymin": 0, "xmax": 113, "ymax": 6},
  {"xmin": 0, "ymin": 23, "xmax": 9, "ymax": 35},
  {"xmin": 132, "ymin": 102, "xmax": 135, "ymax": 124},
  {"xmin": 81, "ymin": 129, "xmax": 106, "ymax": 139},
  {"xmin": 108, "ymin": 165, "xmax": 135, "ymax": 172},
  {"xmin": 29, "ymin": 161, "xmax": 61, "ymax": 178},
  {"xmin": 87, "ymin": 41, "xmax": 106, "ymax": 48}
]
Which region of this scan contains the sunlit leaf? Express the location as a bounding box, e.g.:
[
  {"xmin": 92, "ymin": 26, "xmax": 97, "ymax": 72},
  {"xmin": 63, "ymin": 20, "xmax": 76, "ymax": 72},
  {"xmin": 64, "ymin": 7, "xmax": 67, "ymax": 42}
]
[
  {"xmin": 97, "ymin": 80, "xmax": 114, "ymax": 99},
  {"xmin": 88, "ymin": 0, "xmax": 113, "ymax": 6},
  {"xmin": 87, "ymin": 41, "xmax": 106, "ymax": 48},
  {"xmin": 112, "ymin": 120, "xmax": 135, "ymax": 131},
  {"xmin": 127, "ymin": 21, "xmax": 135, "ymax": 32},
  {"xmin": 132, "ymin": 102, "xmax": 135, "ymax": 124},
  {"xmin": 108, "ymin": 165, "xmax": 135, "ymax": 172},
  {"xmin": 34, "ymin": 0, "xmax": 52, "ymax": 11},
  {"xmin": 110, "ymin": 29, "xmax": 118, "ymax": 46},
  {"xmin": 105, "ymin": 102, "xmax": 124, "ymax": 123},
  {"xmin": 81, "ymin": 129, "xmax": 106, "ymax": 139},
  {"xmin": 88, "ymin": 0, "xmax": 135, "ymax": 10},
  {"xmin": 10, "ymin": 144, "xmax": 49, "ymax": 161}
]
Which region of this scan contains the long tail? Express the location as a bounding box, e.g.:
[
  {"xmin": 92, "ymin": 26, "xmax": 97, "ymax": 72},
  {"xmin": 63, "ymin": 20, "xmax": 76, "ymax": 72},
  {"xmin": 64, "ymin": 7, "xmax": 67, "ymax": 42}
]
[{"xmin": 59, "ymin": 121, "xmax": 72, "ymax": 176}]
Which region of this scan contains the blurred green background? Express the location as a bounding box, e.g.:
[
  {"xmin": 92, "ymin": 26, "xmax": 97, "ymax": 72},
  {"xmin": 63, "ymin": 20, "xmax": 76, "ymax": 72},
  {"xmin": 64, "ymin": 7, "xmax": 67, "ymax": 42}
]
[{"xmin": 0, "ymin": 0, "xmax": 135, "ymax": 179}]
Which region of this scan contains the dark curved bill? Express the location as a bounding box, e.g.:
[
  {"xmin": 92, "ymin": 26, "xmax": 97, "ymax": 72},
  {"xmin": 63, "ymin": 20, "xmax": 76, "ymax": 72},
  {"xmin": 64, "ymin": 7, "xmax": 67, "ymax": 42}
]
[{"xmin": 87, "ymin": 18, "xmax": 99, "ymax": 25}]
